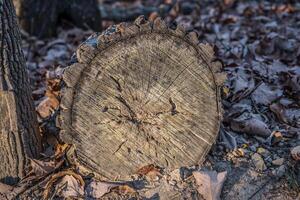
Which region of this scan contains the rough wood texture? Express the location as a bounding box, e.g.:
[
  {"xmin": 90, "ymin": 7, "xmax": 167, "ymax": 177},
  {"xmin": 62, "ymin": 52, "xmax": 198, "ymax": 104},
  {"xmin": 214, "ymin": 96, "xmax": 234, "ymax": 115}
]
[
  {"xmin": 13, "ymin": 0, "xmax": 101, "ymax": 38},
  {"xmin": 59, "ymin": 17, "xmax": 224, "ymax": 180},
  {"xmin": 0, "ymin": 0, "xmax": 41, "ymax": 185}
]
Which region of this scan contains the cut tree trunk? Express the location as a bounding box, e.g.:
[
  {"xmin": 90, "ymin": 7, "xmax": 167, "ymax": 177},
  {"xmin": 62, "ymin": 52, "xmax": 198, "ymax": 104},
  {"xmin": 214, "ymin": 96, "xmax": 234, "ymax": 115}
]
[
  {"xmin": 59, "ymin": 17, "xmax": 225, "ymax": 180},
  {"xmin": 13, "ymin": 0, "xmax": 101, "ymax": 38},
  {"xmin": 0, "ymin": 0, "xmax": 41, "ymax": 185}
]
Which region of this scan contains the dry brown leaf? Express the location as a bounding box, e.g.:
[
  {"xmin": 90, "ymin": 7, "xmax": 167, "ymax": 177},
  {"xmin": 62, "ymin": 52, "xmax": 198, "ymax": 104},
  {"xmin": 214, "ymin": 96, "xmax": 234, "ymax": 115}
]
[
  {"xmin": 54, "ymin": 143, "xmax": 70, "ymax": 158},
  {"xmin": 136, "ymin": 164, "xmax": 156, "ymax": 175},
  {"xmin": 36, "ymin": 96, "xmax": 59, "ymax": 118},
  {"xmin": 272, "ymin": 131, "xmax": 283, "ymax": 145},
  {"xmin": 53, "ymin": 143, "xmax": 78, "ymax": 167},
  {"xmin": 136, "ymin": 164, "xmax": 162, "ymax": 181},
  {"xmin": 146, "ymin": 169, "xmax": 162, "ymax": 181},
  {"xmin": 193, "ymin": 170, "xmax": 227, "ymax": 200},
  {"xmin": 149, "ymin": 12, "xmax": 158, "ymax": 22},
  {"xmin": 43, "ymin": 170, "xmax": 84, "ymax": 199},
  {"xmin": 270, "ymin": 102, "xmax": 300, "ymax": 128},
  {"xmin": 46, "ymin": 80, "xmax": 61, "ymax": 97},
  {"xmin": 86, "ymin": 180, "xmax": 120, "ymax": 198},
  {"xmin": 232, "ymin": 148, "xmax": 245, "ymax": 157},
  {"xmin": 114, "ymin": 185, "xmax": 136, "ymax": 195},
  {"xmin": 223, "ymin": 86, "xmax": 230, "ymax": 97},
  {"xmin": 164, "ymin": 0, "xmax": 173, "ymax": 4},
  {"xmin": 55, "ymin": 175, "xmax": 84, "ymax": 198},
  {"xmin": 230, "ymin": 115, "xmax": 271, "ymax": 137},
  {"xmin": 291, "ymin": 146, "xmax": 300, "ymax": 161},
  {"xmin": 223, "ymin": 0, "xmax": 235, "ymax": 6},
  {"xmin": 0, "ymin": 182, "xmax": 13, "ymax": 194},
  {"xmin": 276, "ymin": 4, "xmax": 295, "ymax": 14},
  {"xmin": 28, "ymin": 158, "xmax": 64, "ymax": 177},
  {"xmin": 136, "ymin": 164, "xmax": 159, "ymax": 175}
]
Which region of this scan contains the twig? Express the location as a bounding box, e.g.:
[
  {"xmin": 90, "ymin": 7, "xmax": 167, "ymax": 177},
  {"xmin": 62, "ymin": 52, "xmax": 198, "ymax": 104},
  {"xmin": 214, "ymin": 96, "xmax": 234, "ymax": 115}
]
[{"xmin": 248, "ymin": 177, "xmax": 272, "ymax": 200}]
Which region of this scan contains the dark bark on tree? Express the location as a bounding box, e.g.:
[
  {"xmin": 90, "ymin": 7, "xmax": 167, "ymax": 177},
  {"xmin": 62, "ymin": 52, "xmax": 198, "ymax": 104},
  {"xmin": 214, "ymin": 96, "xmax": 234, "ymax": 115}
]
[
  {"xmin": 0, "ymin": 0, "xmax": 41, "ymax": 185},
  {"xmin": 100, "ymin": 2, "xmax": 175, "ymax": 22},
  {"xmin": 13, "ymin": 0, "xmax": 102, "ymax": 38}
]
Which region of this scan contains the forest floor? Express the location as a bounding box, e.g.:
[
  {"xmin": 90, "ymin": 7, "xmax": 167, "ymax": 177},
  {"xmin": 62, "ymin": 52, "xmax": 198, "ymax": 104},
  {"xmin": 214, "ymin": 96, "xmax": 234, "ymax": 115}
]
[{"xmin": 18, "ymin": 0, "xmax": 300, "ymax": 199}]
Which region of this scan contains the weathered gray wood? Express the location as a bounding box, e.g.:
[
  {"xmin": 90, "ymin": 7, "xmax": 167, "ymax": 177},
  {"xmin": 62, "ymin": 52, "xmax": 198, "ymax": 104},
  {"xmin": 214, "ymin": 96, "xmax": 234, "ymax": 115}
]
[
  {"xmin": 13, "ymin": 0, "xmax": 101, "ymax": 38},
  {"xmin": 0, "ymin": 0, "xmax": 41, "ymax": 185},
  {"xmin": 59, "ymin": 17, "xmax": 224, "ymax": 180}
]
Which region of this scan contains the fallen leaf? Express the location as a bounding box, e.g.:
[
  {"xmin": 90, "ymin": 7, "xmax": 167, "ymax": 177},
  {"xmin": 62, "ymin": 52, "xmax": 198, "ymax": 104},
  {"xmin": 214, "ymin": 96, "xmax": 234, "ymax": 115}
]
[
  {"xmin": 222, "ymin": 86, "xmax": 230, "ymax": 97},
  {"xmin": 251, "ymin": 83, "xmax": 283, "ymax": 106},
  {"xmin": 137, "ymin": 164, "xmax": 162, "ymax": 180},
  {"xmin": 229, "ymin": 67, "xmax": 255, "ymax": 102},
  {"xmin": 43, "ymin": 170, "xmax": 84, "ymax": 199},
  {"xmin": 193, "ymin": 170, "xmax": 227, "ymax": 200},
  {"xmin": 146, "ymin": 169, "xmax": 162, "ymax": 181},
  {"xmin": 136, "ymin": 164, "xmax": 156, "ymax": 175},
  {"xmin": 232, "ymin": 148, "xmax": 245, "ymax": 157},
  {"xmin": 251, "ymin": 153, "xmax": 267, "ymax": 171},
  {"xmin": 55, "ymin": 175, "xmax": 84, "ymax": 198},
  {"xmin": 270, "ymin": 102, "xmax": 300, "ymax": 128},
  {"xmin": 53, "ymin": 143, "xmax": 78, "ymax": 167},
  {"xmin": 230, "ymin": 114, "xmax": 271, "ymax": 137},
  {"xmin": 223, "ymin": 0, "xmax": 235, "ymax": 6},
  {"xmin": 219, "ymin": 126, "xmax": 237, "ymax": 150},
  {"xmin": 0, "ymin": 182, "xmax": 13, "ymax": 194},
  {"xmin": 271, "ymin": 131, "xmax": 283, "ymax": 145},
  {"xmin": 54, "ymin": 143, "xmax": 70, "ymax": 157},
  {"xmin": 46, "ymin": 79, "xmax": 61, "ymax": 97},
  {"xmin": 291, "ymin": 146, "xmax": 300, "ymax": 161},
  {"xmin": 271, "ymin": 158, "xmax": 284, "ymax": 166},
  {"xmin": 86, "ymin": 180, "xmax": 120, "ymax": 198},
  {"xmin": 276, "ymin": 4, "xmax": 295, "ymax": 14},
  {"xmin": 256, "ymin": 147, "xmax": 270, "ymax": 158},
  {"xmin": 28, "ymin": 158, "xmax": 63, "ymax": 177},
  {"xmin": 149, "ymin": 12, "xmax": 158, "ymax": 22},
  {"xmin": 114, "ymin": 185, "xmax": 136, "ymax": 195},
  {"xmin": 36, "ymin": 96, "xmax": 59, "ymax": 118}
]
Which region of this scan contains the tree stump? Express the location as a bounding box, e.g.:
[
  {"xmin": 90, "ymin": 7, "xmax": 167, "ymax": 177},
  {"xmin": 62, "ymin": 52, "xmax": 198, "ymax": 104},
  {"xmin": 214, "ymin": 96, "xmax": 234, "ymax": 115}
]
[
  {"xmin": 0, "ymin": 0, "xmax": 41, "ymax": 185},
  {"xmin": 59, "ymin": 17, "xmax": 224, "ymax": 179}
]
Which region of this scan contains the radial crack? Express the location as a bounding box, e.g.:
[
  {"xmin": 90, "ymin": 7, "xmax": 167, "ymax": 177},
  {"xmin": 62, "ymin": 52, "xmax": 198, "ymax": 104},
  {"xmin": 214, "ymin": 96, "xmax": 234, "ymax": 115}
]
[
  {"xmin": 110, "ymin": 75, "xmax": 122, "ymax": 92},
  {"xmin": 169, "ymin": 97, "xmax": 178, "ymax": 115},
  {"xmin": 113, "ymin": 140, "xmax": 127, "ymax": 155},
  {"xmin": 115, "ymin": 95, "xmax": 139, "ymax": 124}
]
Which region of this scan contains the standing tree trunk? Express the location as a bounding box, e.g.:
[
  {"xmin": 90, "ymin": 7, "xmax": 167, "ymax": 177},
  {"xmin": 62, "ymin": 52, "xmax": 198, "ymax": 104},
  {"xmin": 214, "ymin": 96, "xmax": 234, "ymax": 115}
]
[
  {"xmin": 59, "ymin": 17, "xmax": 225, "ymax": 180},
  {"xmin": 13, "ymin": 0, "xmax": 101, "ymax": 38},
  {"xmin": 0, "ymin": 0, "xmax": 41, "ymax": 185}
]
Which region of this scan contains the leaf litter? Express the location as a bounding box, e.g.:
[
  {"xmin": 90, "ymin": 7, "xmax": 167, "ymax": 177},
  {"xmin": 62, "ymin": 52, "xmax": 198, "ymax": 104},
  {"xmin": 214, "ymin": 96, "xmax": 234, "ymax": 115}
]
[{"xmin": 1, "ymin": 0, "xmax": 299, "ymax": 199}]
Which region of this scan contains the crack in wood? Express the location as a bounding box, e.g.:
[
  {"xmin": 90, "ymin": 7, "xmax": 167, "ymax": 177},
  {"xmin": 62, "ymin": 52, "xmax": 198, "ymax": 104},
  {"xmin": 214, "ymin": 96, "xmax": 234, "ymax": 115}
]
[
  {"xmin": 113, "ymin": 140, "xmax": 127, "ymax": 155},
  {"xmin": 115, "ymin": 95, "xmax": 139, "ymax": 125},
  {"xmin": 169, "ymin": 97, "xmax": 178, "ymax": 115},
  {"xmin": 109, "ymin": 75, "xmax": 122, "ymax": 92}
]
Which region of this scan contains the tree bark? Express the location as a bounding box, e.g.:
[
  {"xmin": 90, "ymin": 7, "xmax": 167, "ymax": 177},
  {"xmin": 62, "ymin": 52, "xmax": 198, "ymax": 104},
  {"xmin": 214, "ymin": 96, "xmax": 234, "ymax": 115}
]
[
  {"xmin": 0, "ymin": 0, "xmax": 41, "ymax": 185},
  {"xmin": 13, "ymin": 0, "xmax": 101, "ymax": 38},
  {"xmin": 59, "ymin": 17, "xmax": 225, "ymax": 180}
]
